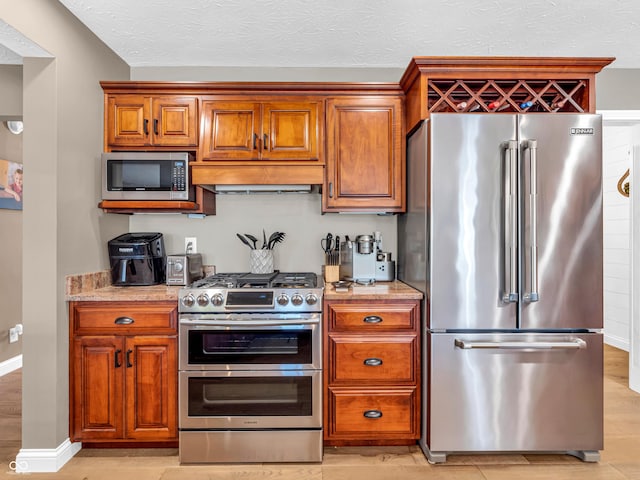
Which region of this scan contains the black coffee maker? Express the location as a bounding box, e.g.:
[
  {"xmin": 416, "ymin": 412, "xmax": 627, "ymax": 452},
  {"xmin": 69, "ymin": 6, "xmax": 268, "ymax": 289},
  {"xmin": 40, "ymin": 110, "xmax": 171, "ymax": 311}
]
[{"xmin": 108, "ymin": 232, "xmax": 166, "ymax": 286}]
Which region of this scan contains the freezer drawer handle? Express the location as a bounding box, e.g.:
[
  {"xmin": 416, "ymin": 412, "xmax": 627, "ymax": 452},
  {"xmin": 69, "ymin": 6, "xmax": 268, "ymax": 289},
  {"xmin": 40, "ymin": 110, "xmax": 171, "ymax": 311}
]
[
  {"xmin": 363, "ymin": 358, "xmax": 383, "ymax": 366},
  {"xmin": 454, "ymin": 339, "xmax": 587, "ymax": 350},
  {"xmin": 363, "ymin": 315, "xmax": 383, "ymax": 324},
  {"xmin": 363, "ymin": 410, "xmax": 383, "ymax": 419}
]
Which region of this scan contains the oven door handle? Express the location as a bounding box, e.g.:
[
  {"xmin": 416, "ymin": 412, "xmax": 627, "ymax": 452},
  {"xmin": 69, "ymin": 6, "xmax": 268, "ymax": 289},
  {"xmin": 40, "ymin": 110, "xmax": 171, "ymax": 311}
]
[{"xmin": 180, "ymin": 319, "xmax": 320, "ymax": 327}]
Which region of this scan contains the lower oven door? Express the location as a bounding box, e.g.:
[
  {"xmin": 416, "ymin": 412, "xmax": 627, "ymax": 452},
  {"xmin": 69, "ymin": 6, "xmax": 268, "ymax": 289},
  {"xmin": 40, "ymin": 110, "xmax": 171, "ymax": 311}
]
[{"xmin": 179, "ymin": 369, "xmax": 322, "ymax": 429}]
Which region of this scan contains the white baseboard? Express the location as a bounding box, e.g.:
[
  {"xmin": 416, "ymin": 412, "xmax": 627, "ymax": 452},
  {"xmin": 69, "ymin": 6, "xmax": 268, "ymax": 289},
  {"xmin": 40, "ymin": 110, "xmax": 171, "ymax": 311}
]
[
  {"xmin": 14, "ymin": 439, "xmax": 81, "ymax": 473},
  {"xmin": 604, "ymin": 334, "xmax": 629, "ymax": 352},
  {"xmin": 0, "ymin": 354, "xmax": 22, "ymax": 377}
]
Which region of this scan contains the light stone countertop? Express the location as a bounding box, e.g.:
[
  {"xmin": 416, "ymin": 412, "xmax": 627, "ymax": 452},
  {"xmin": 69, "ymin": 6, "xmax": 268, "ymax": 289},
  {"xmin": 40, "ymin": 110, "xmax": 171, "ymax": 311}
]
[
  {"xmin": 66, "ymin": 271, "xmax": 422, "ymax": 302},
  {"xmin": 323, "ymin": 280, "xmax": 423, "ymax": 301}
]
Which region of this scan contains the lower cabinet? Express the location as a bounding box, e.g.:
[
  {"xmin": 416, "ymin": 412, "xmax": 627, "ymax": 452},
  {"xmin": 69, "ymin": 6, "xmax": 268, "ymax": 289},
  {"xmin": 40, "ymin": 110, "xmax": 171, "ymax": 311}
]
[
  {"xmin": 324, "ymin": 299, "xmax": 420, "ymax": 445},
  {"xmin": 69, "ymin": 301, "xmax": 178, "ymax": 444}
]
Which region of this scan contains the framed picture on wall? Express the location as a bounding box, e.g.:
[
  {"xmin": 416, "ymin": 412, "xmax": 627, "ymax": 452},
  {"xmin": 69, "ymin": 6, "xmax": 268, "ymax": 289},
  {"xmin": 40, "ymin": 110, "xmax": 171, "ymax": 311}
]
[{"xmin": 0, "ymin": 159, "xmax": 23, "ymax": 211}]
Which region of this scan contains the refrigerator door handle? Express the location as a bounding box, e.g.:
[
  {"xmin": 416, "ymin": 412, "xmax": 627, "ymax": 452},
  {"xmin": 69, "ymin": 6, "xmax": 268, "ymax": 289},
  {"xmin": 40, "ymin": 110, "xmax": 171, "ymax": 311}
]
[
  {"xmin": 523, "ymin": 139, "xmax": 539, "ymax": 303},
  {"xmin": 502, "ymin": 140, "xmax": 519, "ymax": 303},
  {"xmin": 454, "ymin": 338, "xmax": 587, "ymax": 350}
]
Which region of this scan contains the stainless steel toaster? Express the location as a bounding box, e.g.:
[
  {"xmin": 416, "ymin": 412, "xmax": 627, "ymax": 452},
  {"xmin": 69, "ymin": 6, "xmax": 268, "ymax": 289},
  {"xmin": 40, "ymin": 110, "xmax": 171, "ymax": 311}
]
[{"xmin": 166, "ymin": 253, "xmax": 204, "ymax": 286}]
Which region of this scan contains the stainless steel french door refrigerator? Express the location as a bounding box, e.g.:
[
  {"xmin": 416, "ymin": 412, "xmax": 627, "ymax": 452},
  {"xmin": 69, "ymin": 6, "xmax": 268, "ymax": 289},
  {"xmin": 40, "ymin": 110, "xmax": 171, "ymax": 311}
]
[{"xmin": 398, "ymin": 113, "xmax": 603, "ymax": 463}]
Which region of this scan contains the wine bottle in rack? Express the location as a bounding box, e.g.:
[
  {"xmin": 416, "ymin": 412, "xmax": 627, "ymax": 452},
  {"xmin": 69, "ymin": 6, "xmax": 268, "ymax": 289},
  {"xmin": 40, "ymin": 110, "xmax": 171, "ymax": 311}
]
[
  {"xmin": 519, "ymin": 101, "xmax": 534, "ymax": 110},
  {"xmin": 487, "ymin": 100, "xmax": 501, "ymax": 111},
  {"xmin": 469, "ymin": 103, "xmax": 482, "ymax": 112},
  {"xmin": 550, "ymin": 99, "xmax": 567, "ymax": 112},
  {"xmin": 455, "ymin": 101, "xmax": 468, "ymax": 111}
]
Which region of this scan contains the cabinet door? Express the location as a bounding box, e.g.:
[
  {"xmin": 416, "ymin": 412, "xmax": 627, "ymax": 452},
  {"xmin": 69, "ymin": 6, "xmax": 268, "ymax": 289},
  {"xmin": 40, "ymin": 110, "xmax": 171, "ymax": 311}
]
[
  {"xmin": 200, "ymin": 100, "xmax": 261, "ymax": 160},
  {"xmin": 262, "ymin": 102, "xmax": 319, "ymax": 161},
  {"xmin": 124, "ymin": 336, "xmax": 178, "ymax": 440},
  {"xmin": 324, "ymin": 96, "xmax": 405, "ymax": 212},
  {"xmin": 106, "ymin": 95, "xmax": 152, "ymax": 147},
  {"xmin": 71, "ymin": 336, "xmax": 125, "ymax": 441},
  {"xmin": 151, "ymin": 96, "xmax": 198, "ymax": 146}
]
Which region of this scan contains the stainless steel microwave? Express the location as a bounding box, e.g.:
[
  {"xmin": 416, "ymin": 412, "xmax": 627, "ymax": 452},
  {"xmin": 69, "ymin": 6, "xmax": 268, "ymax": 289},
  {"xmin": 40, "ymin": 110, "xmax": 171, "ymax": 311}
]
[{"xmin": 102, "ymin": 151, "xmax": 194, "ymax": 201}]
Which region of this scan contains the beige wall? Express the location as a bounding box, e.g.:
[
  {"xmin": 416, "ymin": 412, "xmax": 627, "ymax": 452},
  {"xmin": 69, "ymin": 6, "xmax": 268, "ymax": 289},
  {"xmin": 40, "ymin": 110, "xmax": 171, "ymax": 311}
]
[
  {"xmin": 0, "ymin": 64, "xmax": 22, "ymax": 120},
  {"xmin": 597, "ymin": 68, "xmax": 640, "ymax": 110},
  {"xmin": 0, "ymin": 117, "xmax": 23, "ymax": 364},
  {"xmin": 1, "ymin": 0, "xmax": 129, "ymax": 450}
]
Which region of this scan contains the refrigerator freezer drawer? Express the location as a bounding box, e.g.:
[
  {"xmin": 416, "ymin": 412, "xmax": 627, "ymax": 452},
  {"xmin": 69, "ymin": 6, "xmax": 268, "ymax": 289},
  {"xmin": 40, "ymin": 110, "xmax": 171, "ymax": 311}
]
[{"xmin": 427, "ymin": 332, "xmax": 603, "ymax": 454}]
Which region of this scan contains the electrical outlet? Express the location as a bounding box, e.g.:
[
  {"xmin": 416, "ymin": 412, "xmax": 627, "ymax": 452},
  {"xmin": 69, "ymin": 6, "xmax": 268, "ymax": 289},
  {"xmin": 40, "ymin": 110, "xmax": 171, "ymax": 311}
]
[
  {"xmin": 185, "ymin": 237, "xmax": 197, "ymax": 254},
  {"xmin": 8, "ymin": 327, "xmax": 18, "ymax": 344}
]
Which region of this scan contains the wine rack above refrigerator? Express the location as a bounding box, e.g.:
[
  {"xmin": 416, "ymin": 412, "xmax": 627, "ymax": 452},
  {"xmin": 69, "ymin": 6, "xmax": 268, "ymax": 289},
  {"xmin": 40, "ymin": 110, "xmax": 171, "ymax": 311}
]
[{"xmin": 399, "ymin": 56, "xmax": 616, "ymax": 131}]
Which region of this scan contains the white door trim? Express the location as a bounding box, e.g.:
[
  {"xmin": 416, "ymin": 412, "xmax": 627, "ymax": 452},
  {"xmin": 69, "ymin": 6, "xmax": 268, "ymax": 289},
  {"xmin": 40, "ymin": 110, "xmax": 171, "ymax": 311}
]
[{"xmin": 600, "ymin": 109, "xmax": 640, "ymax": 393}]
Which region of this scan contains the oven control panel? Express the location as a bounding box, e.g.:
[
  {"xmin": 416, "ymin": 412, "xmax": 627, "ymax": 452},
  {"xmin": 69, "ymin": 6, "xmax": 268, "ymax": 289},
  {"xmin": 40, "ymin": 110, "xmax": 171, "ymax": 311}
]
[{"xmin": 179, "ymin": 288, "xmax": 323, "ymax": 314}]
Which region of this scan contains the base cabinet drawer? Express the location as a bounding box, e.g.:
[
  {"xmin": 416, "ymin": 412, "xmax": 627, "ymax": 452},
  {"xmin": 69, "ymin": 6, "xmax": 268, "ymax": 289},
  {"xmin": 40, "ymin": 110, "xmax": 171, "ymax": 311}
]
[
  {"xmin": 327, "ymin": 388, "xmax": 418, "ymax": 439},
  {"xmin": 328, "ymin": 335, "xmax": 417, "ymax": 384}
]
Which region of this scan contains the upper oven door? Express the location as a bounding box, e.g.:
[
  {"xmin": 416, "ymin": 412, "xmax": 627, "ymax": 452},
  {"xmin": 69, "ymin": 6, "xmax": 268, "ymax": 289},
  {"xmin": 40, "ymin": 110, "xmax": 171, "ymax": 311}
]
[{"xmin": 179, "ymin": 313, "xmax": 322, "ymax": 370}]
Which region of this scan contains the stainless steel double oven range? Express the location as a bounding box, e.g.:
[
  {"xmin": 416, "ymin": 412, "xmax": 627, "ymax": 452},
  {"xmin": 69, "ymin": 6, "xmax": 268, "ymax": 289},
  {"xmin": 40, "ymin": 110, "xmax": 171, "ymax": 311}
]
[{"xmin": 178, "ymin": 272, "xmax": 323, "ymax": 463}]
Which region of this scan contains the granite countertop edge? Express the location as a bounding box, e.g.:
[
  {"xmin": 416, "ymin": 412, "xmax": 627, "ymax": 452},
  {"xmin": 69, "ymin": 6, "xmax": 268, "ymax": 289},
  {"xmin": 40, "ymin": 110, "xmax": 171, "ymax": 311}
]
[{"xmin": 66, "ymin": 272, "xmax": 423, "ymax": 302}]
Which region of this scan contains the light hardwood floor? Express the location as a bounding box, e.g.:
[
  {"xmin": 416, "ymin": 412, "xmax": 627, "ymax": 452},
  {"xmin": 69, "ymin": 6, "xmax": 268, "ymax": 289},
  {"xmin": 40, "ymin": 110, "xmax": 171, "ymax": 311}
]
[{"xmin": 1, "ymin": 344, "xmax": 639, "ymax": 479}]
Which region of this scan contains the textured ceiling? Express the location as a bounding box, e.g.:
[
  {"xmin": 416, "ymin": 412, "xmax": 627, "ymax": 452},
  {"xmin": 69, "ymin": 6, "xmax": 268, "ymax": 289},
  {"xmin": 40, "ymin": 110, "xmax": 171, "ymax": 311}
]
[{"xmin": 4, "ymin": 1, "xmax": 640, "ymax": 68}]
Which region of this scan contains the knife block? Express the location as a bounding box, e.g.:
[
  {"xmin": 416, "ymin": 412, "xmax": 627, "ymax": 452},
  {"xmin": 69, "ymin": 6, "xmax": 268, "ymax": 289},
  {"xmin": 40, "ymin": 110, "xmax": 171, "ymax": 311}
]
[{"xmin": 323, "ymin": 265, "xmax": 340, "ymax": 283}]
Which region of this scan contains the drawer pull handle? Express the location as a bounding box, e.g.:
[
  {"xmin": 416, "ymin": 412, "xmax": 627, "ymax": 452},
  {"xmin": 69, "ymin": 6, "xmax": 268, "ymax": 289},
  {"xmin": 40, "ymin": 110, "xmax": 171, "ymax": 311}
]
[
  {"xmin": 126, "ymin": 349, "xmax": 133, "ymax": 368},
  {"xmin": 363, "ymin": 410, "xmax": 383, "ymax": 419},
  {"xmin": 114, "ymin": 349, "xmax": 122, "ymax": 368},
  {"xmin": 114, "ymin": 316, "xmax": 134, "ymax": 325},
  {"xmin": 363, "ymin": 315, "xmax": 382, "ymax": 324},
  {"xmin": 364, "ymin": 358, "xmax": 383, "ymax": 366}
]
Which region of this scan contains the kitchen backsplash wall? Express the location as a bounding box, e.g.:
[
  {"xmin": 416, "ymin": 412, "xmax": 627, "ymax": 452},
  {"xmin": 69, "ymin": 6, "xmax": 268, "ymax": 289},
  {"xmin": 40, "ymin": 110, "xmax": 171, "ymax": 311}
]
[{"xmin": 128, "ymin": 192, "xmax": 397, "ymax": 274}]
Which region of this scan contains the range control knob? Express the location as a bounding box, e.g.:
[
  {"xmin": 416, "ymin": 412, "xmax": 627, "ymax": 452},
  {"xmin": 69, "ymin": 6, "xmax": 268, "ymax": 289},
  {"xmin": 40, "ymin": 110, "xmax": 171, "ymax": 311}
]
[
  {"xmin": 305, "ymin": 294, "xmax": 318, "ymax": 305},
  {"xmin": 211, "ymin": 293, "xmax": 224, "ymax": 307},
  {"xmin": 197, "ymin": 294, "xmax": 209, "ymax": 307},
  {"xmin": 277, "ymin": 294, "xmax": 290, "ymax": 306},
  {"xmin": 181, "ymin": 294, "xmax": 195, "ymax": 308},
  {"xmin": 291, "ymin": 293, "xmax": 304, "ymax": 306}
]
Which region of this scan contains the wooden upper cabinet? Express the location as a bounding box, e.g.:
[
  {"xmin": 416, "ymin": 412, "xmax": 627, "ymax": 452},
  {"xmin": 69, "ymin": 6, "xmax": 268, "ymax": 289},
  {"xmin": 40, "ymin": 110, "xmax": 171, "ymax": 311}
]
[
  {"xmin": 106, "ymin": 94, "xmax": 198, "ymax": 148},
  {"xmin": 199, "ymin": 98, "xmax": 321, "ymax": 162},
  {"xmin": 323, "ymin": 96, "xmax": 405, "ymax": 213}
]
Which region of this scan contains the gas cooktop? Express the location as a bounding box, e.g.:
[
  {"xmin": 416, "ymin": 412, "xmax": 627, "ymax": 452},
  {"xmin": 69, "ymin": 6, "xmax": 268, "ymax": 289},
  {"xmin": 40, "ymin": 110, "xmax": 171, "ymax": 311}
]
[
  {"xmin": 179, "ymin": 271, "xmax": 323, "ymax": 314},
  {"xmin": 191, "ymin": 271, "xmax": 319, "ymax": 289}
]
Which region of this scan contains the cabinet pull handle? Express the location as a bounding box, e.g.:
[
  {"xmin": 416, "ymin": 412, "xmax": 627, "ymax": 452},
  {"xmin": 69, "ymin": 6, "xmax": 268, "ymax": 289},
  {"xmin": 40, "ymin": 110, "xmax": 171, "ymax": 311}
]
[
  {"xmin": 329, "ymin": 182, "xmax": 333, "ymax": 198},
  {"xmin": 153, "ymin": 118, "xmax": 159, "ymax": 135},
  {"xmin": 143, "ymin": 119, "xmax": 149, "ymax": 135},
  {"xmin": 114, "ymin": 316, "xmax": 134, "ymax": 325},
  {"xmin": 364, "ymin": 358, "xmax": 383, "ymax": 366},
  {"xmin": 363, "ymin": 410, "xmax": 383, "ymax": 419},
  {"xmin": 363, "ymin": 315, "xmax": 382, "ymax": 324},
  {"xmin": 263, "ymin": 133, "xmax": 268, "ymax": 151},
  {"xmin": 126, "ymin": 349, "xmax": 133, "ymax": 368},
  {"xmin": 115, "ymin": 349, "xmax": 122, "ymax": 368},
  {"xmin": 253, "ymin": 133, "xmax": 258, "ymax": 150}
]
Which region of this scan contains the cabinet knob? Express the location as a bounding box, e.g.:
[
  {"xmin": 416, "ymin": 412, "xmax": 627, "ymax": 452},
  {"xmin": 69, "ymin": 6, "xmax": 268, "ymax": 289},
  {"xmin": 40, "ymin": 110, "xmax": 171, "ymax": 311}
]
[
  {"xmin": 363, "ymin": 315, "xmax": 382, "ymax": 324},
  {"xmin": 363, "ymin": 410, "xmax": 383, "ymax": 419}
]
